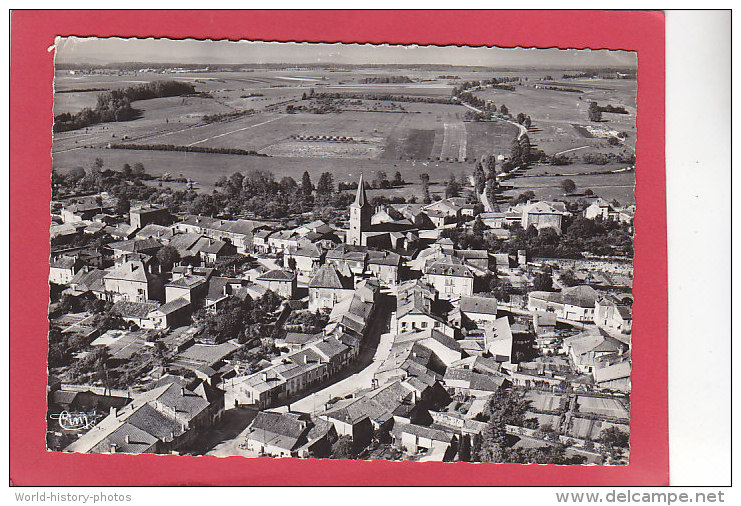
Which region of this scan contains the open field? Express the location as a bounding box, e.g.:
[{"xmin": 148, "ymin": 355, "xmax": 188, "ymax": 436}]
[
  {"xmin": 472, "ymin": 79, "xmax": 637, "ymax": 155},
  {"xmin": 53, "ymin": 68, "xmax": 635, "ymax": 204},
  {"xmin": 52, "ymin": 145, "xmax": 475, "ymax": 198}
]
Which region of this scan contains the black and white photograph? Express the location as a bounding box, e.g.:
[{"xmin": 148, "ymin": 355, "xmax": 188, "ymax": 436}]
[{"xmin": 47, "ymin": 37, "xmax": 636, "ymax": 465}]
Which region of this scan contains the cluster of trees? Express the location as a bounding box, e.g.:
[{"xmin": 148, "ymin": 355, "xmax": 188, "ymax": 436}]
[
  {"xmin": 588, "ymin": 101, "xmax": 603, "ymax": 122},
  {"xmin": 202, "ymin": 109, "xmax": 256, "ymax": 123},
  {"xmin": 452, "ymin": 76, "xmax": 521, "ymax": 97},
  {"xmin": 313, "ymin": 92, "xmax": 455, "ymax": 105},
  {"xmin": 283, "ymin": 310, "xmax": 329, "ymax": 335},
  {"xmin": 516, "ymin": 112, "xmax": 533, "ymax": 129},
  {"xmin": 359, "ymin": 75, "xmax": 413, "ymax": 84},
  {"xmin": 108, "ymin": 143, "xmax": 266, "ymax": 157},
  {"xmin": 582, "ymin": 151, "xmax": 636, "ymax": 165},
  {"xmin": 538, "ymin": 85, "xmax": 584, "ymax": 93},
  {"xmin": 599, "ymin": 104, "xmax": 629, "ymax": 114},
  {"xmin": 195, "ymin": 291, "xmax": 284, "ymax": 345},
  {"xmin": 287, "ymin": 97, "xmax": 342, "ymax": 114},
  {"xmin": 445, "ymin": 174, "xmax": 462, "ymax": 198},
  {"xmin": 507, "ymin": 216, "xmax": 634, "ymax": 258},
  {"xmin": 563, "ymin": 72, "xmax": 599, "ymax": 79},
  {"xmin": 53, "ymin": 80, "xmax": 197, "ymax": 132}
]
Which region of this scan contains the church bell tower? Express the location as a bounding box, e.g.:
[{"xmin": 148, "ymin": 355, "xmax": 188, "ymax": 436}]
[{"xmin": 348, "ymin": 173, "xmax": 372, "ymax": 246}]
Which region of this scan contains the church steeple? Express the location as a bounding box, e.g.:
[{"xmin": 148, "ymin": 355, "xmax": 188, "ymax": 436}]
[{"xmin": 353, "ymin": 173, "xmax": 369, "ymax": 208}]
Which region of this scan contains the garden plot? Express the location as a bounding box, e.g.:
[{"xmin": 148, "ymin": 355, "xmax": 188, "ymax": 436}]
[
  {"xmin": 525, "ymin": 391, "xmax": 568, "ymax": 413},
  {"xmin": 527, "ymin": 412, "xmax": 562, "ymax": 430},
  {"xmin": 568, "ymin": 417, "xmax": 630, "ymax": 440},
  {"xmin": 576, "ymin": 396, "xmax": 629, "ymax": 420}
]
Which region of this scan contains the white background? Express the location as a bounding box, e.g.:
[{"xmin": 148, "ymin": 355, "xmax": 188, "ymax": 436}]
[
  {"xmin": 665, "ymin": 10, "xmax": 732, "ymax": 486},
  {"xmin": 1, "ymin": 5, "xmax": 734, "ymax": 498}
]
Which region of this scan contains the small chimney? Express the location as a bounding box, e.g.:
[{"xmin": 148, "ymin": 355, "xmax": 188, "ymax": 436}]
[
  {"xmin": 110, "ymin": 443, "xmax": 117, "ymax": 453},
  {"xmin": 261, "ymin": 372, "xmax": 268, "ymax": 381},
  {"xmin": 303, "ymin": 355, "xmax": 309, "ymax": 364},
  {"xmin": 109, "ymin": 406, "xmax": 117, "ymax": 417},
  {"xmin": 125, "ymin": 435, "xmax": 130, "ymax": 444},
  {"xmin": 181, "ymin": 387, "xmax": 186, "ymax": 396}
]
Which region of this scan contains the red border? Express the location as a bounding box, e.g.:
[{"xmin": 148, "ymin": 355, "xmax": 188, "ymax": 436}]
[{"xmin": 10, "ymin": 10, "xmax": 667, "ymax": 486}]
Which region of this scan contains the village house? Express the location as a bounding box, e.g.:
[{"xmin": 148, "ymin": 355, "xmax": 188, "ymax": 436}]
[
  {"xmin": 65, "ymin": 267, "xmax": 107, "ymax": 299},
  {"xmin": 595, "ymin": 297, "xmax": 633, "ymax": 334},
  {"xmin": 366, "ymin": 250, "xmax": 402, "ymax": 285},
  {"xmin": 391, "ymin": 422, "xmax": 455, "ymax": 459},
  {"xmin": 394, "ymin": 280, "xmax": 455, "ymax": 337},
  {"xmin": 424, "ymin": 259, "xmax": 474, "ymax": 300},
  {"xmin": 108, "ymin": 237, "xmax": 163, "ymax": 261},
  {"xmin": 285, "ymin": 241, "xmax": 325, "ymax": 279},
  {"xmin": 256, "ymin": 269, "xmax": 297, "ymax": 299},
  {"xmin": 110, "ymin": 300, "xmax": 161, "ymax": 329},
  {"xmin": 244, "ymin": 411, "xmax": 337, "ymax": 458},
  {"xmin": 65, "ymin": 379, "xmax": 223, "ymax": 455},
  {"xmin": 519, "ymin": 201, "xmax": 568, "ymax": 234},
  {"xmin": 147, "ymin": 297, "xmax": 192, "ymax": 329},
  {"xmin": 483, "ymin": 316, "xmax": 515, "ymax": 364},
  {"xmin": 527, "ymin": 285, "xmax": 600, "ymax": 322},
  {"xmin": 562, "ymin": 329, "xmax": 628, "ymax": 374},
  {"xmin": 49, "ymin": 255, "xmax": 84, "ymax": 285},
  {"xmin": 457, "ymin": 295, "xmax": 498, "ymax": 327},
  {"xmin": 308, "ymin": 263, "xmax": 354, "ymax": 312},
  {"xmin": 165, "ymin": 273, "xmax": 209, "ymax": 305},
  {"xmin": 103, "ymin": 259, "xmax": 165, "ymax": 303},
  {"xmin": 274, "ymin": 332, "xmax": 323, "ymax": 353},
  {"xmin": 129, "ymin": 205, "xmax": 172, "ymax": 229},
  {"xmin": 592, "ymin": 359, "xmax": 631, "ymax": 392},
  {"xmin": 442, "ymin": 367, "xmax": 507, "ymax": 398}
]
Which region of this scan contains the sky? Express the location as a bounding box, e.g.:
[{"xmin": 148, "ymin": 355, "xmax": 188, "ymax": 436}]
[{"xmin": 55, "ymin": 37, "xmax": 637, "ymax": 68}]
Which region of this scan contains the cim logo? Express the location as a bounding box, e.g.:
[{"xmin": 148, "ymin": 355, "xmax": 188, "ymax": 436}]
[{"xmin": 50, "ymin": 411, "xmax": 95, "ymax": 431}]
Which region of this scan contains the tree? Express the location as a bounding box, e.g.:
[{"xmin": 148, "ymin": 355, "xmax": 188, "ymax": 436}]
[
  {"xmin": 122, "ymin": 163, "xmax": 132, "ymax": 177},
  {"xmin": 599, "ymin": 427, "xmax": 630, "ymax": 449},
  {"xmin": 500, "ymin": 104, "xmax": 509, "ymax": 116},
  {"xmin": 92, "ymin": 157, "xmax": 104, "ymax": 170},
  {"xmin": 227, "ymin": 172, "xmax": 244, "ymax": 196},
  {"xmin": 419, "ymin": 173, "xmax": 431, "ymax": 204},
  {"xmin": 301, "ymin": 171, "xmax": 313, "ymax": 198},
  {"xmin": 533, "ymin": 272, "xmax": 554, "ymax": 291},
  {"xmin": 133, "ymin": 162, "xmax": 146, "ymax": 175},
  {"xmin": 473, "ymin": 162, "xmax": 486, "ymax": 195},
  {"xmin": 445, "ymin": 174, "xmax": 461, "ymax": 198},
  {"xmin": 472, "ymin": 215, "xmax": 486, "ymax": 236},
  {"xmin": 561, "ymin": 179, "xmax": 577, "ymax": 194},
  {"xmin": 588, "ymin": 101, "xmax": 602, "ymax": 122},
  {"xmin": 156, "ymin": 246, "xmax": 180, "ymax": 272},
  {"xmin": 316, "ymin": 172, "xmax": 335, "ymax": 195},
  {"xmin": 115, "ymin": 194, "xmax": 131, "ymax": 216},
  {"xmin": 392, "ymin": 171, "xmax": 404, "ymax": 186},
  {"xmin": 482, "ymin": 154, "xmax": 497, "ymax": 180}
]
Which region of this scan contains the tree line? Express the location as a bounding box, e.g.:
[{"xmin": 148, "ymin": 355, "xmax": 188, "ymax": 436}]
[{"xmin": 108, "ymin": 142, "xmax": 267, "ymax": 157}]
